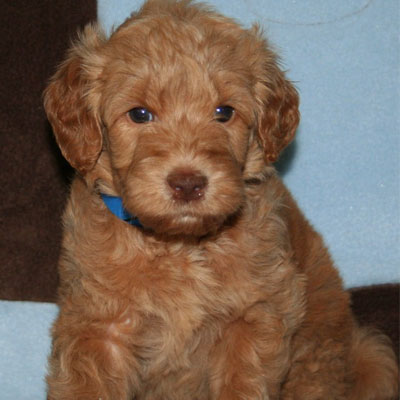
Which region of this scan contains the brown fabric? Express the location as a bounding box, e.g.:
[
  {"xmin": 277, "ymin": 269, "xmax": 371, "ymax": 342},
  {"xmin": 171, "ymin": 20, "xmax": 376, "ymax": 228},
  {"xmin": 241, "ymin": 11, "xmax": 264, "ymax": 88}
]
[
  {"xmin": 350, "ymin": 284, "xmax": 399, "ymax": 359},
  {"xmin": 0, "ymin": 0, "xmax": 96, "ymax": 302}
]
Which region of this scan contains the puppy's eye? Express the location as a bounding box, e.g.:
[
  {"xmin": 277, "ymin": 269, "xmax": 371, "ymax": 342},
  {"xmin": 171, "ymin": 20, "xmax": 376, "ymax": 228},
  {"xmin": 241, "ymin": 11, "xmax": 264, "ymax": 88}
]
[
  {"xmin": 214, "ymin": 106, "xmax": 234, "ymax": 123},
  {"xmin": 128, "ymin": 107, "xmax": 154, "ymax": 123}
]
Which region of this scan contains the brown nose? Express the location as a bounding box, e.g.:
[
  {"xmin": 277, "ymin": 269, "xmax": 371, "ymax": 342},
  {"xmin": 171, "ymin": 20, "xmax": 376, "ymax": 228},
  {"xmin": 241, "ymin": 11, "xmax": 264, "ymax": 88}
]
[{"xmin": 167, "ymin": 170, "xmax": 208, "ymax": 202}]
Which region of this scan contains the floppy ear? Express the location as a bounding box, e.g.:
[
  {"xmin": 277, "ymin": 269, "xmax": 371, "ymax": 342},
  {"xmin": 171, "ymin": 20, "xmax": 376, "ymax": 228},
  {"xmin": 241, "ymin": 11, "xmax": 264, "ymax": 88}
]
[
  {"xmin": 254, "ymin": 51, "xmax": 300, "ymax": 164},
  {"xmin": 44, "ymin": 25, "xmax": 105, "ymax": 175}
]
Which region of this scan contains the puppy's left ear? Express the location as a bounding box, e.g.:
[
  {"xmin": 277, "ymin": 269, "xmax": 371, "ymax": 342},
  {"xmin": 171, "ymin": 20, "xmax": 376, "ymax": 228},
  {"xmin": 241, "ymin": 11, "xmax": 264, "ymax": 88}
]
[
  {"xmin": 44, "ymin": 24, "xmax": 106, "ymax": 175},
  {"xmin": 254, "ymin": 48, "xmax": 300, "ymax": 164}
]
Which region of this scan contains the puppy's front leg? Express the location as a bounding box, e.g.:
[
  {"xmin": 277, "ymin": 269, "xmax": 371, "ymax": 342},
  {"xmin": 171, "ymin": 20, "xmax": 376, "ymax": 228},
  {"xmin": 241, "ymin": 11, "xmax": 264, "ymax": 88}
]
[
  {"xmin": 47, "ymin": 313, "xmax": 139, "ymax": 400},
  {"xmin": 210, "ymin": 303, "xmax": 291, "ymax": 400}
]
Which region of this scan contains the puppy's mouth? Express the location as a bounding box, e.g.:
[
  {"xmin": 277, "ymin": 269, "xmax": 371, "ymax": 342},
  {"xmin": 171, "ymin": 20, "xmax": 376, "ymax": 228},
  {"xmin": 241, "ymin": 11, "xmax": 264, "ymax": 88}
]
[
  {"xmin": 134, "ymin": 209, "xmax": 233, "ymax": 237},
  {"xmin": 123, "ymin": 166, "xmax": 245, "ymax": 237},
  {"xmin": 124, "ymin": 190, "xmax": 244, "ymax": 237}
]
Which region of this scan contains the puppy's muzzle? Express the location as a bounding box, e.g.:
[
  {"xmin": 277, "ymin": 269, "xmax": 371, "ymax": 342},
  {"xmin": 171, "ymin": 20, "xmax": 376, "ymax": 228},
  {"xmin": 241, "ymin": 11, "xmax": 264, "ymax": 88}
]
[{"xmin": 167, "ymin": 169, "xmax": 208, "ymax": 202}]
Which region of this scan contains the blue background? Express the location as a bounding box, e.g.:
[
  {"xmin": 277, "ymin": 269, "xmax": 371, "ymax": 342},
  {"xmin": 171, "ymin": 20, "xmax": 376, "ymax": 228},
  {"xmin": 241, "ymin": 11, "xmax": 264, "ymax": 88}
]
[{"xmin": 98, "ymin": 0, "xmax": 399, "ymax": 288}]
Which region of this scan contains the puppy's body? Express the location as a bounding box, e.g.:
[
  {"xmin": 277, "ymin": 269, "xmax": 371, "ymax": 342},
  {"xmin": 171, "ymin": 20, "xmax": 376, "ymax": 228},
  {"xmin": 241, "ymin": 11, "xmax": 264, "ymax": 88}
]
[{"xmin": 44, "ymin": 1, "xmax": 398, "ymax": 399}]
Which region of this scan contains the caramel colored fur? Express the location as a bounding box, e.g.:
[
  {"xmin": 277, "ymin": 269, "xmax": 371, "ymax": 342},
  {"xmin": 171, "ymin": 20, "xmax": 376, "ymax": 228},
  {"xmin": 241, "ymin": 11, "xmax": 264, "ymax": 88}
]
[{"xmin": 44, "ymin": 1, "xmax": 398, "ymax": 399}]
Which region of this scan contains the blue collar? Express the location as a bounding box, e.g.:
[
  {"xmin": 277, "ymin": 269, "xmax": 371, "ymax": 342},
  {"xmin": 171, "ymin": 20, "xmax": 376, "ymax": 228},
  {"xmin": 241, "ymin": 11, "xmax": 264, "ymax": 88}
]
[{"xmin": 100, "ymin": 193, "xmax": 143, "ymax": 228}]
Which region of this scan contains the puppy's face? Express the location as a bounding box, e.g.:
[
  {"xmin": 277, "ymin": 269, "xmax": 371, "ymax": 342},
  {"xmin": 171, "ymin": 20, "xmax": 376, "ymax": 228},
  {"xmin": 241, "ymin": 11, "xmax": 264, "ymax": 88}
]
[{"xmin": 44, "ymin": 1, "xmax": 299, "ymax": 237}]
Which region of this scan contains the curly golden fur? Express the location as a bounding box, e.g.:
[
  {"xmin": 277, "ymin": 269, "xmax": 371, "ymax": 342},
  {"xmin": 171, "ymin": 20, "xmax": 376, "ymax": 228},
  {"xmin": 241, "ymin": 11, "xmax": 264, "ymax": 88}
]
[{"xmin": 44, "ymin": 1, "xmax": 398, "ymax": 399}]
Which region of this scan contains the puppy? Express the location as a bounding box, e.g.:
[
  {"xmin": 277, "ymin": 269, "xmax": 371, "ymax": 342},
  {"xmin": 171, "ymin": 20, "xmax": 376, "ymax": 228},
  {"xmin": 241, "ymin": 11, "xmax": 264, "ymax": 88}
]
[{"xmin": 44, "ymin": 1, "xmax": 398, "ymax": 399}]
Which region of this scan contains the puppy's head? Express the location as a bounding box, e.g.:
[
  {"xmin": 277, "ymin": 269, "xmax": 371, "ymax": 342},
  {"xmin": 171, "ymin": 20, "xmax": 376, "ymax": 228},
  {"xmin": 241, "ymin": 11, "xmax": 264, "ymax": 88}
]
[{"xmin": 44, "ymin": 0, "xmax": 299, "ymax": 237}]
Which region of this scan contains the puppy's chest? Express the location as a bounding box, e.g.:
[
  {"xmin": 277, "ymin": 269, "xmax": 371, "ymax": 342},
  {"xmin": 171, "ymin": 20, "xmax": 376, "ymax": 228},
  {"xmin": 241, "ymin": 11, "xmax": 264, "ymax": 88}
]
[
  {"xmin": 131, "ymin": 240, "xmax": 264, "ymax": 321},
  {"xmin": 127, "ymin": 243, "xmax": 262, "ymax": 388}
]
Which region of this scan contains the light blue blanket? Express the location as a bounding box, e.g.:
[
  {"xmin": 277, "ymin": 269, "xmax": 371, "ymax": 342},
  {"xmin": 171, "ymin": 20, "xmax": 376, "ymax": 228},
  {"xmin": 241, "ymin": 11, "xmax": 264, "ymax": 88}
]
[{"xmin": 0, "ymin": 301, "xmax": 57, "ymax": 400}]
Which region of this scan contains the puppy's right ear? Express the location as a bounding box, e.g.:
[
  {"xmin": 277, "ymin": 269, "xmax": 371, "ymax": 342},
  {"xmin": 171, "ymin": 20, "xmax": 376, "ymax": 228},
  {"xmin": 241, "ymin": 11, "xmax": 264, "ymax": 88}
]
[{"xmin": 44, "ymin": 24, "xmax": 106, "ymax": 175}]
